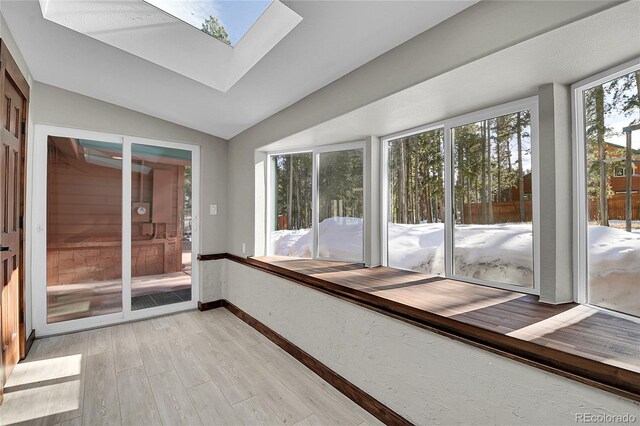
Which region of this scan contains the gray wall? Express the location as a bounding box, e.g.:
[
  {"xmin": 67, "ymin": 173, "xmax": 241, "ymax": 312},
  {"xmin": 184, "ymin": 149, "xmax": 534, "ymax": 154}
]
[{"xmin": 226, "ymin": 0, "xmax": 621, "ymax": 257}]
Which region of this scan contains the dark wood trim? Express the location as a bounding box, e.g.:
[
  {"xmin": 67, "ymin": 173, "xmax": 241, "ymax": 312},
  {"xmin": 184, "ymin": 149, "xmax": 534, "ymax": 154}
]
[
  {"xmin": 222, "ymin": 300, "xmax": 411, "ymax": 425},
  {"xmin": 197, "ymin": 300, "xmax": 225, "ymax": 311},
  {"xmin": 24, "ymin": 330, "xmax": 35, "ymax": 358},
  {"xmin": 197, "ymin": 253, "xmax": 227, "ymax": 261},
  {"xmin": 198, "ymin": 253, "xmax": 640, "ymax": 401},
  {"xmin": 195, "ymin": 296, "xmax": 408, "ymax": 423}
]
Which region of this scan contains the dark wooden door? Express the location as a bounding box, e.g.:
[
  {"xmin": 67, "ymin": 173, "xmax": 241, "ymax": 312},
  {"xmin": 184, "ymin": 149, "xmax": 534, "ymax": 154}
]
[{"xmin": 0, "ymin": 40, "xmax": 28, "ymax": 405}]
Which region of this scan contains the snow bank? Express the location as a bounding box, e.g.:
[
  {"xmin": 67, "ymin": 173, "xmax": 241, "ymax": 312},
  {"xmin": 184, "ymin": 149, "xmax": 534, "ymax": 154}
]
[
  {"xmin": 272, "ymin": 217, "xmax": 363, "ymax": 261},
  {"xmin": 388, "ymin": 222, "xmax": 533, "ymax": 287},
  {"xmin": 588, "ymin": 225, "xmax": 640, "ymax": 276},
  {"xmin": 272, "ymin": 219, "xmax": 639, "ymax": 295}
]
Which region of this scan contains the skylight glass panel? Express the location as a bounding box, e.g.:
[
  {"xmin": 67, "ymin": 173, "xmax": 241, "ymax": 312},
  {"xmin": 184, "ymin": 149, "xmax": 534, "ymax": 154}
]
[{"xmin": 144, "ymin": 0, "xmax": 272, "ymax": 46}]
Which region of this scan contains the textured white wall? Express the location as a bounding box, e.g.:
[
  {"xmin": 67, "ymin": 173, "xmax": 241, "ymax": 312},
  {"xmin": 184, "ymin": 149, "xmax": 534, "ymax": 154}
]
[
  {"xmin": 222, "ymin": 260, "xmax": 639, "ymax": 425},
  {"xmin": 200, "ymin": 259, "xmax": 227, "ymax": 303}
]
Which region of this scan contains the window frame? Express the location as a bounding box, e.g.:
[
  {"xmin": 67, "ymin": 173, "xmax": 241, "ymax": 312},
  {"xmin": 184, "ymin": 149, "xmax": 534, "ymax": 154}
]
[
  {"xmin": 571, "ymin": 57, "xmax": 640, "ymax": 309},
  {"xmin": 381, "ymin": 96, "xmax": 540, "ymax": 295},
  {"xmin": 266, "ymin": 141, "xmax": 366, "ymax": 262}
]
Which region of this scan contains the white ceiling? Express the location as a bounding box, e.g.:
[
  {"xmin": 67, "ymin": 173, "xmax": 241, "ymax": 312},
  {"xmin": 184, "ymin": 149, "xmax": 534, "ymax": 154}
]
[
  {"xmin": 38, "ymin": 0, "xmax": 303, "ymax": 92},
  {"xmin": 1, "ymin": 0, "xmax": 477, "ymax": 139}
]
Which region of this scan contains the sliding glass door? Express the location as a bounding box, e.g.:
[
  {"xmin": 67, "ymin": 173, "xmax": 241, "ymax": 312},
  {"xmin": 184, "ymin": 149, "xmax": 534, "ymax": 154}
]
[
  {"xmin": 130, "ymin": 144, "xmax": 194, "ymax": 311},
  {"xmin": 33, "ymin": 126, "xmax": 200, "ymax": 334},
  {"xmin": 46, "ymin": 136, "xmax": 124, "ymax": 323}
]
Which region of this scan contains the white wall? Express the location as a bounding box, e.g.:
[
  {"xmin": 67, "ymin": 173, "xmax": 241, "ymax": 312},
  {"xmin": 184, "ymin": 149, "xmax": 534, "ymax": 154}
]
[
  {"xmin": 222, "ymin": 260, "xmax": 639, "ymax": 425},
  {"xmin": 26, "ymin": 82, "xmax": 228, "ymax": 333}
]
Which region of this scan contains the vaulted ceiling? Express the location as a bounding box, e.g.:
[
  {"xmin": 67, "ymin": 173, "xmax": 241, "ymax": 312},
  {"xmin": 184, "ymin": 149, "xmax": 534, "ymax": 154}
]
[{"xmin": 2, "ymin": 0, "xmax": 477, "ymax": 139}]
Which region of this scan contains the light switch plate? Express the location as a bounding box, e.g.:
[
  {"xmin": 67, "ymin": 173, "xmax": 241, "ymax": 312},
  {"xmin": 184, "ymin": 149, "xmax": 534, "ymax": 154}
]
[{"xmin": 210, "ymin": 204, "xmax": 218, "ymax": 215}]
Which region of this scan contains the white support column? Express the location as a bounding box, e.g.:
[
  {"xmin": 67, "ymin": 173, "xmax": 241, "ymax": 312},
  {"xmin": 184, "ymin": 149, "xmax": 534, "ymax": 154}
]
[
  {"xmin": 538, "ymin": 83, "xmax": 573, "ymax": 303},
  {"xmin": 254, "ymin": 150, "xmax": 268, "ymax": 257},
  {"xmin": 364, "ymin": 136, "xmax": 381, "ymax": 267}
]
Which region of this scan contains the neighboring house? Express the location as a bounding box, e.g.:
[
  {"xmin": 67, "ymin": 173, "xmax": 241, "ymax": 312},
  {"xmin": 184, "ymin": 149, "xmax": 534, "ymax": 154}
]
[{"xmin": 608, "ymin": 142, "xmax": 640, "ymax": 194}]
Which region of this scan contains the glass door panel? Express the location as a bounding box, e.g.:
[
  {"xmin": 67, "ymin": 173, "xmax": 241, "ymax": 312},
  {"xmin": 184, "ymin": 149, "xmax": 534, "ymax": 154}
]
[
  {"xmin": 130, "ymin": 143, "xmax": 193, "ymax": 310},
  {"xmin": 451, "ymin": 111, "xmax": 534, "ymax": 288},
  {"xmin": 46, "ymin": 136, "xmax": 123, "ymax": 323},
  {"xmin": 317, "ymin": 148, "xmax": 364, "ymax": 261}
]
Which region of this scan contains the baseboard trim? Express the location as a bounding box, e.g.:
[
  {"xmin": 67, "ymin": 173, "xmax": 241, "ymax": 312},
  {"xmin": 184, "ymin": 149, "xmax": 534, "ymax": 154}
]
[
  {"xmin": 197, "ymin": 300, "xmax": 225, "ymax": 311},
  {"xmin": 199, "ymin": 298, "xmax": 411, "ymax": 425}
]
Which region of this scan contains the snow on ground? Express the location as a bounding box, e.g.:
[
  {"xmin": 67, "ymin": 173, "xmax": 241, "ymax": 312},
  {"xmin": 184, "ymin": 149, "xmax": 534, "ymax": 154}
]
[
  {"xmin": 272, "ymin": 218, "xmax": 640, "ymax": 300},
  {"xmin": 588, "ymin": 225, "xmax": 640, "ymax": 276},
  {"xmin": 272, "ymin": 217, "xmax": 363, "ymax": 261},
  {"xmin": 587, "ymin": 224, "xmax": 640, "ymax": 316},
  {"xmin": 388, "ymin": 222, "xmax": 533, "ymax": 287}
]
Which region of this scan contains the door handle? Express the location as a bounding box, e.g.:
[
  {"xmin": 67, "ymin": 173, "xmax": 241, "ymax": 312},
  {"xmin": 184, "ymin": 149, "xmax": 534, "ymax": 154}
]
[{"xmin": 0, "ymin": 246, "xmax": 12, "ymax": 252}]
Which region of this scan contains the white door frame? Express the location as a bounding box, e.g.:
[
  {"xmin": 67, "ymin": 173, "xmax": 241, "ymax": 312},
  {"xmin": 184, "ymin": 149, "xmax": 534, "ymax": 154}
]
[{"xmin": 31, "ymin": 124, "xmax": 200, "ymax": 336}]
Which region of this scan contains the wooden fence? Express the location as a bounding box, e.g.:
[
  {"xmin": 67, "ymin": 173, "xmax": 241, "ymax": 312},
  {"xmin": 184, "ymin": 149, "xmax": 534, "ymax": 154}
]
[
  {"xmin": 462, "ymin": 200, "xmax": 533, "ymax": 224},
  {"xmin": 589, "ymin": 193, "xmax": 640, "ymax": 221},
  {"xmin": 460, "ymin": 193, "xmax": 640, "ymax": 224}
]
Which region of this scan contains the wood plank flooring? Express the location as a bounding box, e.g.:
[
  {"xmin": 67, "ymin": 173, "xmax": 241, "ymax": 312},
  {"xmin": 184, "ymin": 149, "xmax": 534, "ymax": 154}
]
[
  {"xmin": 0, "ymin": 310, "xmax": 382, "ymax": 426},
  {"xmin": 252, "ymin": 257, "xmax": 640, "ymax": 375}
]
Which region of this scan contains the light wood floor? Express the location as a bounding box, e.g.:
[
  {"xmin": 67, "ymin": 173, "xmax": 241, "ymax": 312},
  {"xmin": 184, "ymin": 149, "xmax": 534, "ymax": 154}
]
[{"xmin": 1, "ymin": 309, "xmax": 382, "ymax": 426}]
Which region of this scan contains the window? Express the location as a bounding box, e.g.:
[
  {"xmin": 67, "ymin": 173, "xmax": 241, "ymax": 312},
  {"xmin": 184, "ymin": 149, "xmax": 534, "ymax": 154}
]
[
  {"xmin": 268, "ymin": 143, "xmax": 365, "ymax": 262},
  {"xmin": 317, "ymin": 148, "xmax": 364, "ymax": 261},
  {"xmin": 574, "ymin": 60, "xmax": 640, "ymax": 317},
  {"xmin": 270, "ymin": 152, "xmax": 313, "ymax": 257},
  {"xmin": 383, "ymin": 98, "xmax": 538, "ymax": 293},
  {"xmin": 451, "ymin": 110, "xmax": 533, "ymax": 288},
  {"xmin": 386, "ymin": 128, "xmax": 445, "ymax": 275}
]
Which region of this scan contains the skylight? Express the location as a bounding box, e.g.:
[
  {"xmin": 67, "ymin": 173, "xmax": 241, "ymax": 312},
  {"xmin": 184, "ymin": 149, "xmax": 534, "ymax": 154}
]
[
  {"xmin": 144, "ymin": 0, "xmax": 273, "ymax": 46},
  {"xmin": 38, "ymin": 0, "xmax": 302, "ymax": 92}
]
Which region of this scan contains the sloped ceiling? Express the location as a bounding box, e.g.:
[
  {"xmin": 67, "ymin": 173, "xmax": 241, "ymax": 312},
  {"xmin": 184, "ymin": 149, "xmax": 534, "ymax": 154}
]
[
  {"xmin": 1, "ymin": 0, "xmax": 477, "ymax": 139},
  {"xmin": 38, "ymin": 0, "xmax": 303, "ymax": 92}
]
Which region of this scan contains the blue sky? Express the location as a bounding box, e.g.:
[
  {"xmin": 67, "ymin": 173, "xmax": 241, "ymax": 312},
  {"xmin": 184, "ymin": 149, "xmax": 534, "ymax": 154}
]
[{"xmin": 145, "ymin": 0, "xmax": 272, "ymax": 45}]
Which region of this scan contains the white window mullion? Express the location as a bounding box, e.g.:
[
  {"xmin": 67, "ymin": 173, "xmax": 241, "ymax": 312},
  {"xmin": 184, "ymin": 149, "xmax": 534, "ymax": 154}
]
[
  {"xmin": 122, "ymin": 137, "xmax": 132, "ymax": 317},
  {"xmin": 443, "ymin": 125, "xmax": 454, "ymax": 278},
  {"xmin": 312, "ymin": 152, "xmax": 319, "ymax": 259},
  {"xmin": 530, "ymin": 103, "xmax": 541, "ymax": 294},
  {"xmin": 380, "ymin": 139, "xmax": 389, "ymax": 267}
]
